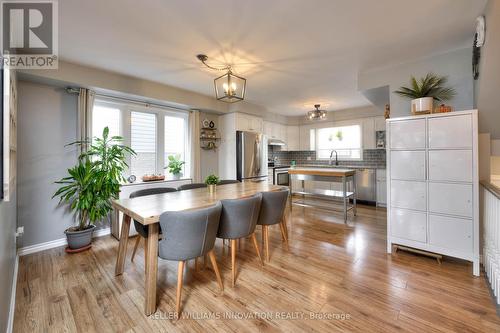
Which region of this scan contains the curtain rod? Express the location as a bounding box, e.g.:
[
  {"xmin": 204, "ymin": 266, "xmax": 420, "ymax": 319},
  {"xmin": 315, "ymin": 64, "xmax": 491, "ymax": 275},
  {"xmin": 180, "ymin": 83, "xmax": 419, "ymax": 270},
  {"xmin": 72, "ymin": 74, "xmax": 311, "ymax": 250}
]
[{"xmin": 66, "ymin": 87, "xmax": 195, "ymax": 113}]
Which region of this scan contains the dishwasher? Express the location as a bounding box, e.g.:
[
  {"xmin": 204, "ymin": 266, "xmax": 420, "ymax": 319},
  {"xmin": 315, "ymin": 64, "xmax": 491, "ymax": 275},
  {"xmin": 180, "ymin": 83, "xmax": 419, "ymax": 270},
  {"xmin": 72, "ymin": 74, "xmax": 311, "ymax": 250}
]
[{"xmin": 354, "ymin": 168, "xmax": 376, "ymax": 203}]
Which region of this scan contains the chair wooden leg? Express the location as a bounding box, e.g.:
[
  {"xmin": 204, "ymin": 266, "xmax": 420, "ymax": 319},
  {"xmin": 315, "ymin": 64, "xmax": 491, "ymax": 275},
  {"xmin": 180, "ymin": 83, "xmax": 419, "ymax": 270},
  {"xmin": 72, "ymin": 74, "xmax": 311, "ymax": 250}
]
[
  {"xmin": 176, "ymin": 261, "xmax": 185, "ymax": 317},
  {"xmin": 263, "ymin": 225, "xmax": 270, "ymax": 262},
  {"xmin": 208, "ymin": 250, "xmax": 224, "ymax": 292},
  {"xmin": 250, "ymin": 233, "xmax": 264, "ymax": 266},
  {"xmin": 131, "ymin": 236, "xmax": 141, "ymax": 262},
  {"xmin": 203, "ymin": 254, "xmax": 207, "ymax": 270},
  {"xmin": 195, "ymin": 257, "xmax": 199, "ymax": 272},
  {"xmin": 231, "ymin": 239, "xmax": 237, "ymax": 287},
  {"xmin": 279, "ymin": 221, "xmax": 289, "ymax": 251}
]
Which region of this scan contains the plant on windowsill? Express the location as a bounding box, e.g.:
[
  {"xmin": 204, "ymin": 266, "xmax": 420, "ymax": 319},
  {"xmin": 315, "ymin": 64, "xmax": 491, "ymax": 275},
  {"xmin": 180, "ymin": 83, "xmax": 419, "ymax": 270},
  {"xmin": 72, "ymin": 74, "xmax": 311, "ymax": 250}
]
[
  {"xmin": 52, "ymin": 127, "xmax": 136, "ymax": 252},
  {"xmin": 205, "ymin": 174, "xmax": 219, "ymax": 194},
  {"xmin": 165, "ymin": 154, "xmax": 185, "ymax": 180},
  {"xmin": 394, "ymin": 73, "xmax": 456, "ymax": 115}
]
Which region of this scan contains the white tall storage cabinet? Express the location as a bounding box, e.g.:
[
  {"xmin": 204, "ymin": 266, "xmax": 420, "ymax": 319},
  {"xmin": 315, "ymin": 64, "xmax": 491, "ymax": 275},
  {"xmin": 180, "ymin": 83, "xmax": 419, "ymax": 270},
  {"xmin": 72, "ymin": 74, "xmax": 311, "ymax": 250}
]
[{"xmin": 386, "ymin": 110, "xmax": 479, "ymax": 276}]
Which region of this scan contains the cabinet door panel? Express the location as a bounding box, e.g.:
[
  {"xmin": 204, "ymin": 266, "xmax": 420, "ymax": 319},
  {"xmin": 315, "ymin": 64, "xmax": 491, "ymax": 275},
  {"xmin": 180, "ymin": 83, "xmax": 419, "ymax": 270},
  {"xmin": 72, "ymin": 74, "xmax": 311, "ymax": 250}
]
[
  {"xmin": 428, "ymin": 182, "xmax": 472, "ymax": 217},
  {"xmin": 390, "ymin": 180, "xmax": 426, "ymax": 211},
  {"xmin": 377, "ymin": 180, "xmax": 387, "ymax": 205},
  {"xmin": 390, "ymin": 208, "xmax": 427, "ymax": 242},
  {"xmin": 428, "ymin": 115, "xmax": 472, "ymax": 149},
  {"xmin": 390, "ymin": 151, "xmax": 426, "ymax": 180},
  {"xmin": 429, "ymin": 214, "xmax": 473, "ymax": 254},
  {"xmin": 389, "ymin": 119, "xmax": 426, "ymax": 149},
  {"xmin": 428, "ymin": 150, "xmax": 472, "ymax": 182}
]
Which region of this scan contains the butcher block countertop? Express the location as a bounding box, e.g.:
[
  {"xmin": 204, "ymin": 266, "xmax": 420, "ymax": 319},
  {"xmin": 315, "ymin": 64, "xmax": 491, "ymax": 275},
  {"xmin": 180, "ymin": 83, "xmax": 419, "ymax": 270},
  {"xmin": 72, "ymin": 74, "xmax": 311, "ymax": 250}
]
[{"xmin": 288, "ymin": 167, "xmax": 356, "ymax": 177}]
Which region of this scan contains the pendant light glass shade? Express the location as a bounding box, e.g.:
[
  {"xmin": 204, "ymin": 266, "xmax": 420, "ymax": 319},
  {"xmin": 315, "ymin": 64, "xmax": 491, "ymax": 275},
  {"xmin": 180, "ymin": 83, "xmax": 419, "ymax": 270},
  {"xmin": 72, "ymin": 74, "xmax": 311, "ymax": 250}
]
[{"xmin": 307, "ymin": 104, "xmax": 327, "ymax": 120}]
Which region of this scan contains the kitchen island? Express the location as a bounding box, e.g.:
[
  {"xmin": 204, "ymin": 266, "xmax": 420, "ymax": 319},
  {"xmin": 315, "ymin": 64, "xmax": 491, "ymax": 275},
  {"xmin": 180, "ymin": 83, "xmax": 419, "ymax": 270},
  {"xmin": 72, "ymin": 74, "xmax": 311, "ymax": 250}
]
[{"xmin": 288, "ymin": 167, "xmax": 357, "ymax": 223}]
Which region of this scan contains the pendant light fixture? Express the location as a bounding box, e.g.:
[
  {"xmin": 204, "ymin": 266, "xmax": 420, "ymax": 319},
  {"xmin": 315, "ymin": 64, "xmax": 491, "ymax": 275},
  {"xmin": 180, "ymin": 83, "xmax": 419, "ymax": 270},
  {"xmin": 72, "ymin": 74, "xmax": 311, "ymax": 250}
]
[
  {"xmin": 197, "ymin": 54, "xmax": 246, "ymax": 103},
  {"xmin": 307, "ymin": 104, "xmax": 327, "ymax": 120}
]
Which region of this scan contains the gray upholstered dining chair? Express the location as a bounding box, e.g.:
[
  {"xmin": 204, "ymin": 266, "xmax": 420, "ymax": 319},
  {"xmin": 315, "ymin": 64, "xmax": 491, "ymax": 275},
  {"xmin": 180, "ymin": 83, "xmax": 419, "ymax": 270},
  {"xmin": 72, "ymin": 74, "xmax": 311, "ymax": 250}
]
[
  {"xmin": 129, "ymin": 187, "xmax": 177, "ymax": 262},
  {"xmin": 218, "ymin": 179, "xmax": 240, "ymax": 185},
  {"xmin": 177, "ymin": 183, "xmax": 207, "ymax": 191},
  {"xmin": 257, "ymin": 188, "xmax": 290, "ymax": 262},
  {"xmin": 158, "ymin": 202, "xmax": 223, "ymax": 316},
  {"xmin": 217, "ymin": 193, "xmax": 263, "ymax": 287}
]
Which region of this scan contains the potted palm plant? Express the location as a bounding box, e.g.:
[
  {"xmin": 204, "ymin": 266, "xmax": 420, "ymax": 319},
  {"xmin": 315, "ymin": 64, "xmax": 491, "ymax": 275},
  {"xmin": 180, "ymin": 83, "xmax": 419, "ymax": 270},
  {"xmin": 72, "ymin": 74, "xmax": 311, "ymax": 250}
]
[
  {"xmin": 205, "ymin": 174, "xmax": 219, "ymax": 194},
  {"xmin": 53, "ymin": 127, "xmax": 135, "ymax": 252},
  {"xmin": 165, "ymin": 154, "xmax": 185, "ymax": 180},
  {"xmin": 394, "ymin": 73, "xmax": 456, "ymax": 115}
]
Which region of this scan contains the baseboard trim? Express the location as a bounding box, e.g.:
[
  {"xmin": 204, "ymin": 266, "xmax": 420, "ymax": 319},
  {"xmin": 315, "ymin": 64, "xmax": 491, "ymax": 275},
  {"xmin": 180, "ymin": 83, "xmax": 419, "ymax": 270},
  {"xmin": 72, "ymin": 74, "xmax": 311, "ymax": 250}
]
[
  {"xmin": 18, "ymin": 227, "xmax": 111, "ymax": 256},
  {"xmin": 6, "ymin": 254, "xmax": 19, "ymax": 333}
]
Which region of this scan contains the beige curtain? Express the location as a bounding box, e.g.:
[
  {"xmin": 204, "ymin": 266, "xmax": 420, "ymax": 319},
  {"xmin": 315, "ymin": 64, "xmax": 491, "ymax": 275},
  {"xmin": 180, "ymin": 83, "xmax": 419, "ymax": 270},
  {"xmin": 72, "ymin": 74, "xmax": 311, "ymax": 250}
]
[
  {"xmin": 189, "ymin": 110, "xmax": 201, "ymax": 182},
  {"xmin": 77, "ymin": 88, "xmax": 95, "ymax": 152}
]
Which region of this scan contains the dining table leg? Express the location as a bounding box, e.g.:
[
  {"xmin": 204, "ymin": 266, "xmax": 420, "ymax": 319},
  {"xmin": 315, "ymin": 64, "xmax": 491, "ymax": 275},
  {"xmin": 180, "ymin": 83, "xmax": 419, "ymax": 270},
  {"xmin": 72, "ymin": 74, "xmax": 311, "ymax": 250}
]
[
  {"xmin": 115, "ymin": 214, "xmax": 131, "ymax": 276},
  {"xmin": 145, "ymin": 223, "xmax": 159, "ymax": 315}
]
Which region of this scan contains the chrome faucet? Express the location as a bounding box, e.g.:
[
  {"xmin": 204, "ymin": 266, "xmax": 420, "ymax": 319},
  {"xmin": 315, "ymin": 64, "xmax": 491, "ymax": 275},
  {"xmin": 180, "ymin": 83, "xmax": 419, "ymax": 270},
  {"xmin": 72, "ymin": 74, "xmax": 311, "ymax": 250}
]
[{"xmin": 329, "ymin": 150, "xmax": 339, "ymax": 166}]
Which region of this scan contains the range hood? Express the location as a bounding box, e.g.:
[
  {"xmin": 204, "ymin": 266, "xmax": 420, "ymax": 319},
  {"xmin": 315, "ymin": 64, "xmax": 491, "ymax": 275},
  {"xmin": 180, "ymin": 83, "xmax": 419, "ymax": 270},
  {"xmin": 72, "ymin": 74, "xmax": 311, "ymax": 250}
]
[{"xmin": 268, "ymin": 138, "xmax": 286, "ymax": 146}]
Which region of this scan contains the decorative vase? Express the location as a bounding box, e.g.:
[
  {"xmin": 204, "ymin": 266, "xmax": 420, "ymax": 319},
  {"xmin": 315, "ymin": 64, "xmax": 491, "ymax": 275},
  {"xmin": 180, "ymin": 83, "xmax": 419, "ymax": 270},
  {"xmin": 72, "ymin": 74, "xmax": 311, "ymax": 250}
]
[
  {"xmin": 65, "ymin": 224, "xmax": 96, "ymax": 251},
  {"xmin": 172, "ymin": 173, "xmax": 182, "ymax": 180},
  {"xmin": 207, "ymin": 184, "xmax": 216, "ymax": 194},
  {"xmin": 411, "ymin": 97, "xmax": 434, "ymax": 115}
]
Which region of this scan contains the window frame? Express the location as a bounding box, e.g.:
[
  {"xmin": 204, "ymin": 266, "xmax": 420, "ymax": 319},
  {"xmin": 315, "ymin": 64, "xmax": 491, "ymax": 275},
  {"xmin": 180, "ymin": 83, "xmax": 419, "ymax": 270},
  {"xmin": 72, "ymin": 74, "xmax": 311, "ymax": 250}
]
[
  {"xmin": 314, "ymin": 121, "xmax": 364, "ymax": 161},
  {"xmin": 91, "ymin": 96, "xmax": 190, "ymax": 177}
]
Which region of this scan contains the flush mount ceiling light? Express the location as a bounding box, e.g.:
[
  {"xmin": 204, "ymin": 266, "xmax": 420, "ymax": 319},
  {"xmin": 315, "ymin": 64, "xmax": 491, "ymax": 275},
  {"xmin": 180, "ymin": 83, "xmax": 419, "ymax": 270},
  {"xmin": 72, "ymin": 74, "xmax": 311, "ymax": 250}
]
[
  {"xmin": 307, "ymin": 104, "xmax": 327, "ymax": 120},
  {"xmin": 196, "ymin": 54, "xmax": 246, "ymax": 103}
]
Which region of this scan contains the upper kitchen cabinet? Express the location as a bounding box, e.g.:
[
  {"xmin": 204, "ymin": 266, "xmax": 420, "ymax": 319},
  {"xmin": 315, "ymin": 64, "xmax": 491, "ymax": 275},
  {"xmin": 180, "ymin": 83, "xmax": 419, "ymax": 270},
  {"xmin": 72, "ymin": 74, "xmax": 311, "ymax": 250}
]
[
  {"xmin": 389, "ymin": 119, "xmax": 426, "ymax": 149},
  {"xmin": 299, "ymin": 125, "xmax": 315, "ymax": 151},
  {"xmin": 374, "ymin": 116, "xmax": 386, "ymax": 131},
  {"xmin": 362, "ymin": 118, "xmax": 376, "ymax": 149},
  {"xmin": 236, "ymin": 113, "xmax": 263, "ymax": 133},
  {"xmin": 286, "ymin": 126, "xmax": 300, "ymax": 151}
]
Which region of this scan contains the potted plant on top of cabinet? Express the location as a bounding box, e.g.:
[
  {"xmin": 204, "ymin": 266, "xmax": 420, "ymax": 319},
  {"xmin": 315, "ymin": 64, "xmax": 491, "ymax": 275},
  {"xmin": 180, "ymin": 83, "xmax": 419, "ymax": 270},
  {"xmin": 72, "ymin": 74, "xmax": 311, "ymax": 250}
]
[
  {"xmin": 394, "ymin": 73, "xmax": 456, "ymax": 115},
  {"xmin": 53, "ymin": 127, "xmax": 135, "ymax": 252}
]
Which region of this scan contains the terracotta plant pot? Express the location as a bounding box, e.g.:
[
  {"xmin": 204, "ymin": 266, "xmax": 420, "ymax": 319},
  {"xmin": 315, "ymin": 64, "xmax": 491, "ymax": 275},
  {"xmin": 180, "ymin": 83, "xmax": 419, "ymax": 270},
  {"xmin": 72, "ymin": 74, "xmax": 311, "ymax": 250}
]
[
  {"xmin": 411, "ymin": 97, "xmax": 434, "ymax": 115},
  {"xmin": 65, "ymin": 225, "xmax": 96, "ymax": 250}
]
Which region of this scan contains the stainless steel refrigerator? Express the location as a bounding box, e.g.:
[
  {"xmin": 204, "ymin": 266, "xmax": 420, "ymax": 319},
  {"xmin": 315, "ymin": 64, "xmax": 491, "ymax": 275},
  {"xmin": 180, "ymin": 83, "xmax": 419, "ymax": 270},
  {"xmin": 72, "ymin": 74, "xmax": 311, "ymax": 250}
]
[{"xmin": 236, "ymin": 131, "xmax": 268, "ymax": 182}]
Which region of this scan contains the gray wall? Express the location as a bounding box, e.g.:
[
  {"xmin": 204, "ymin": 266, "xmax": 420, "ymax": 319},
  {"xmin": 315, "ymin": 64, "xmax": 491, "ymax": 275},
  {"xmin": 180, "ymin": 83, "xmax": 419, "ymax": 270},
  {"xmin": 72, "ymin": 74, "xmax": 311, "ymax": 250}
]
[
  {"xmin": 17, "ymin": 80, "xmax": 83, "ymax": 248},
  {"xmin": 476, "ymin": 0, "xmax": 500, "ymax": 139},
  {"xmin": 0, "ymin": 193, "xmax": 17, "ymax": 333},
  {"xmin": 358, "ymin": 47, "xmax": 474, "ymax": 118}
]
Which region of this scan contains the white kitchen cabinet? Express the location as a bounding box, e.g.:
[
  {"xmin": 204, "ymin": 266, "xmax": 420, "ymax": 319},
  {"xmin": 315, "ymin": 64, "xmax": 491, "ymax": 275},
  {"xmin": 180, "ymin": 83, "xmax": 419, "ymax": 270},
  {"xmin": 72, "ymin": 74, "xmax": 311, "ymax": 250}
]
[
  {"xmin": 429, "ymin": 215, "xmax": 473, "ymax": 255},
  {"xmin": 428, "ymin": 114, "xmax": 472, "ymax": 149},
  {"xmin": 428, "ymin": 150, "xmax": 473, "ymax": 182},
  {"xmin": 236, "ymin": 113, "xmax": 263, "ymax": 132},
  {"xmin": 286, "ymin": 126, "xmax": 300, "ymax": 151},
  {"xmin": 374, "ymin": 116, "xmax": 386, "ymax": 131},
  {"xmin": 387, "ymin": 110, "xmax": 479, "ymax": 276},
  {"xmin": 279, "ymin": 124, "xmax": 287, "ymax": 142},
  {"xmin": 389, "ymin": 119, "xmax": 426, "ymax": 149},
  {"xmin": 363, "ymin": 118, "xmax": 376, "ymax": 149},
  {"xmin": 428, "ymin": 183, "xmax": 473, "ymax": 217},
  {"xmin": 390, "ymin": 180, "xmax": 426, "ymax": 211},
  {"xmin": 376, "ymin": 169, "xmax": 386, "ymax": 207},
  {"xmin": 299, "ymin": 125, "xmax": 314, "ymax": 151},
  {"xmin": 263, "ymin": 121, "xmax": 273, "ymax": 137},
  {"xmin": 390, "ymin": 151, "xmax": 426, "ymax": 180},
  {"xmin": 390, "ymin": 208, "xmax": 427, "ymax": 243}
]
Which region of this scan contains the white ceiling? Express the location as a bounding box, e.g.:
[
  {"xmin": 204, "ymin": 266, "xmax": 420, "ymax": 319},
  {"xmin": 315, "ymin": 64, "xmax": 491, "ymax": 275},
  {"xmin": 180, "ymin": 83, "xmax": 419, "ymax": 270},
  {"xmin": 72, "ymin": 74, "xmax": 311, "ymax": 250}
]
[{"xmin": 59, "ymin": 0, "xmax": 487, "ymax": 116}]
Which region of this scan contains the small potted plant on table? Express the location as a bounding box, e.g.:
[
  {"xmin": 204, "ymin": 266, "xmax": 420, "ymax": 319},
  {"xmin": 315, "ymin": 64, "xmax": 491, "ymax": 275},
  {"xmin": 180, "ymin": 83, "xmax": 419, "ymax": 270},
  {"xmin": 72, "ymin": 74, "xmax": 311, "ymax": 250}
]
[
  {"xmin": 53, "ymin": 127, "xmax": 135, "ymax": 252},
  {"xmin": 394, "ymin": 73, "xmax": 456, "ymax": 115},
  {"xmin": 205, "ymin": 174, "xmax": 219, "ymax": 194},
  {"xmin": 165, "ymin": 154, "xmax": 185, "ymax": 180}
]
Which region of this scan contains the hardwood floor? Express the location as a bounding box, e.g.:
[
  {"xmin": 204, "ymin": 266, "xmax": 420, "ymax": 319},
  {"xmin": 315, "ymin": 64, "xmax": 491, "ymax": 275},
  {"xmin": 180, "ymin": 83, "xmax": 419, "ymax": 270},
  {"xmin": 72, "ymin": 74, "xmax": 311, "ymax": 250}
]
[{"xmin": 13, "ymin": 204, "xmax": 500, "ymax": 332}]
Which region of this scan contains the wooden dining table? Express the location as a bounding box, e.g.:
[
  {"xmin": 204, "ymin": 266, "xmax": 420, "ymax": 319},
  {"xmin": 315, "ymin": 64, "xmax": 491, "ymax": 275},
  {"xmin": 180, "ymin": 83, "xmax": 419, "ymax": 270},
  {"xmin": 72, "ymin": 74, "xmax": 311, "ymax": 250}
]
[{"xmin": 112, "ymin": 181, "xmax": 284, "ymax": 315}]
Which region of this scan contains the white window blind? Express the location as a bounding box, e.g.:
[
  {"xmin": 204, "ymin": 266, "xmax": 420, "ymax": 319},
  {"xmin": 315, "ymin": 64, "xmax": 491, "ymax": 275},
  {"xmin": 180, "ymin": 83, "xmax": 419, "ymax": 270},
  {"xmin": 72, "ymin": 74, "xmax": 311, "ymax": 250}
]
[
  {"xmin": 92, "ymin": 105, "xmax": 120, "ymax": 139},
  {"xmin": 316, "ymin": 125, "xmax": 362, "ymax": 160},
  {"xmin": 130, "ymin": 111, "xmax": 157, "ymax": 176}
]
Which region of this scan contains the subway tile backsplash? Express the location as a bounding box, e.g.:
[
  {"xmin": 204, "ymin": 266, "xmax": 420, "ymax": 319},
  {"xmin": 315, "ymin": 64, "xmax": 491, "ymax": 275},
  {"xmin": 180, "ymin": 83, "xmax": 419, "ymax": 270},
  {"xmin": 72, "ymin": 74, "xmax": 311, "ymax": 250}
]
[{"xmin": 269, "ymin": 148, "xmax": 386, "ymax": 169}]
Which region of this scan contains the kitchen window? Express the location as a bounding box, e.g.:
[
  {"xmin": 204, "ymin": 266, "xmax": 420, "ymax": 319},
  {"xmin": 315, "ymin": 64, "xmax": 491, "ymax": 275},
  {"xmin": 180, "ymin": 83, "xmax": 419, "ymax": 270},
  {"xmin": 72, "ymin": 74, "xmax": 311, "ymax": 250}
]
[
  {"xmin": 91, "ymin": 97, "xmax": 189, "ymax": 177},
  {"xmin": 316, "ymin": 124, "xmax": 362, "ymax": 160}
]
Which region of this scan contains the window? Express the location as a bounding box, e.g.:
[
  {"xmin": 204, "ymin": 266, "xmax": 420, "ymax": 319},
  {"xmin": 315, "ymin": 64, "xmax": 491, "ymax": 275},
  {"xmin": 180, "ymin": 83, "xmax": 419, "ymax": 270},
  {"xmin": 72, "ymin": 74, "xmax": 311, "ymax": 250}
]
[
  {"xmin": 91, "ymin": 97, "xmax": 190, "ymax": 178},
  {"xmin": 130, "ymin": 111, "xmax": 157, "ymax": 176},
  {"xmin": 316, "ymin": 125, "xmax": 362, "ymax": 160},
  {"xmin": 92, "ymin": 105, "xmax": 120, "ymax": 139},
  {"xmin": 164, "ymin": 115, "xmax": 187, "ymax": 175}
]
